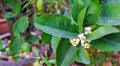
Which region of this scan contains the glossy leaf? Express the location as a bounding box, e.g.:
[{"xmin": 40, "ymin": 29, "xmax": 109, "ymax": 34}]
[
  {"xmin": 56, "ymin": 39, "xmax": 77, "ymax": 66},
  {"xmin": 91, "ymin": 33, "xmax": 120, "ymax": 51},
  {"xmin": 26, "ymin": 35, "xmax": 39, "ymax": 44},
  {"xmin": 87, "ymin": 26, "xmax": 119, "ymax": 41},
  {"xmin": 97, "ymin": 2, "xmax": 120, "ymax": 26},
  {"xmin": 12, "ymin": 16, "xmax": 29, "ymax": 36},
  {"xmin": 76, "ymin": 47, "xmax": 90, "ymax": 64},
  {"xmin": 51, "ymin": 36, "xmax": 61, "ymax": 51},
  {"xmin": 34, "ymin": 14, "xmax": 78, "ymax": 38},
  {"xmin": 9, "ymin": 36, "xmax": 24, "ymax": 56},
  {"xmin": 77, "ymin": 6, "xmax": 87, "ymax": 33}
]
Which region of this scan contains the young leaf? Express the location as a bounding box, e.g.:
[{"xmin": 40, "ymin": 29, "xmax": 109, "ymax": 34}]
[
  {"xmin": 26, "ymin": 35, "xmax": 39, "ymax": 44},
  {"xmin": 12, "ymin": 16, "xmax": 29, "ymax": 36},
  {"xmin": 77, "ymin": 6, "xmax": 87, "ymax": 33},
  {"xmin": 41, "ymin": 32, "xmax": 52, "ymax": 44},
  {"xmin": 86, "ymin": 26, "xmax": 119, "ymax": 41},
  {"xmin": 76, "ymin": 47, "xmax": 90, "ymax": 64},
  {"xmin": 97, "ymin": 2, "xmax": 120, "ymax": 26},
  {"xmin": 34, "ymin": 14, "xmax": 78, "ymax": 38},
  {"xmin": 37, "ymin": 0, "xmax": 43, "ymax": 11},
  {"xmin": 56, "ymin": 39, "xmax": 77, "ymax": 66},
  {"xmin": 9, "ymin": 36, "xmax": 24, "ymax": 56},
  {"xmin": 91, "ymin": 33, "xmax": 120, "ymax": 51},
  {"xmin": 51, "ymin": 36, "xmax": 61, "ymax": 51}
]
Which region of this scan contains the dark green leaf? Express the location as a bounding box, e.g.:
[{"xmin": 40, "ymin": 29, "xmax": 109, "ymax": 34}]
[
  {"xmin": 12, "ymin": 16, "xmax": 29, "ymax": 36},
  {"xmin": 51, "ymin": 36, "xmax": 61, "ymax": 51},
  {"xmin": 26, "ymin": 35, "xmax": 39, "ymax": 44},
  {"xmin": 34, "ymin": 14, "xmax": 78, "ymax": 38},
  {"xmin": 91, "ymin": 33, "xmax": 120, "ymax": 51},
  {"xmin": 9, "ymin": 36, "xmax": 23, "ymax": 56},
  {"xmin": 87, "ymin": 26, "xmax": 119, "ymax": 41},
  {"xmin": 41, "ymin": 32, "xmax": 52, "ymax": 44},
  {"xmin": 76, "ymin": 47, "xmax": 90, "ymax": 64},
  {"xmin": 77, "ymin": 6, "xmax": 87, "ymax": 33},
  {"xmin": 56, "ymin": 39, "xmax": 77, "ymax": 66}
]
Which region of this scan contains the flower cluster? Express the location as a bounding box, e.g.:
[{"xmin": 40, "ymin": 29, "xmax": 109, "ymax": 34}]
[{"xmin": 70, "ymin": 27, "xmax": 92, "ymax": 49}]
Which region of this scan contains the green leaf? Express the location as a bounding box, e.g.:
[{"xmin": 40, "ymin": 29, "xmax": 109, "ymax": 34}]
[
  {"xmin": 41, "ymin": 55, "xmax": 52, "ymax": 66},
  {"xmin": 91, "ymin": 33, "xmax": 120, "ymax": 51},
  {"xmin": 56, "ymin": 39, "xmax": 77, "ymax": 66},
  {"xmin": 77, "ymin": 6, "xmax": 87, "ymax": 33},
  {"xmin": 72, "ymin": 0, "xmax": 89, "ymax": 22},
  {"xmin": 85, "ymin": 0, "xmax": 100, "ymax": 25},
  {"xmin": 21, "ymin": 43, "xmax": 32, "ymax": 52},
  {"xmin": 0, "ymin": 39, "xmax": 4, "ymax": 50},
  {"xmin": 41, "ymin": 32, "xmax": 52, "ymax": 44},
  {"xmin": 76, "ymin": 47, "xmax": 90, "ymax": 64},
  {"xmin": 69, "ymin": 0, "xmax": 75, "ymax": 5},
  {"xmin": 37, "ymin": 0, "xmax": 43, "ymax": 11},
  {"xmin": 9, "ymin": 36, "xmax": 23, "ymax": 56},
  {"xmin": 4, "ymin": 12, "xmax": 14, "ymax": 19},
  {"xmin": 87, "ymin": 26, "xmax": 119, "ymax": 41},
  {"xmin": 12, "ymin": 16, "xmax": 29, "ymax": 36},
  {"xmin": 11, "ymin": 1, "xmax": 21, "ymax": 14},
  {"xmin": 97, "ymin": 2, "xmax": 120, "ymax": 26},
  {"xmin": 51, "ymin": 36, "xmax": 61, "ymax": 51},
  {"xmin": 34, "ymin": 14, "xmax": 78, "ymax": 38},
  {"xmin": 26, "ymin": 35, "xmax": 39, "ymax": 44}
]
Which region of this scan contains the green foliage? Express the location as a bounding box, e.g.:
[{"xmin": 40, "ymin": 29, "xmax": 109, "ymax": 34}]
[
  {"xmin": 87, "ymin": 26, "xmax": 120, "ymax": 41},
  {"xmin": 75, "ymin": 47, "xmax": 90, "ymax": 64},
  {"xmin": 56, "ymin": 39, "xmax": 77, "ymax": 66},
  {"xmin": 21, "ymin": 43, "xmax": 32, "ymax": 52},
  {"xmin": 51, "ymin": 36, "xmax": 61, "ymax": 51},
  {"xmin": 11, "ymin": 1, "xmax": 21, "ymax": 14},
  {"xmin": 34, "ymin": 14, "xmax": 78, "ymax": 38},
  {"xmin": 9, "ymin": 36, "xmax": 24, "ymax": 56},
  {"xmin": 4, "ymin": 12, "xmax": 14, "ymax": 19},
  {"xmin": 0, "ymin": 39, "xmax": 4, "ymax": 51},
  {"xmin": 41, "ymin": 32, "xmax": 52, "ymax": 44},
  {"xmin": 77, "ymin": 6, "xmax": 88, "ymax": 33},
  {"xmin": 3, "ymin": 0, "xmax": 120, "ymax": 65},
  {"xmin": 26, "ymin": 35, "xmax": 39, "ymax": 44},
  {"xmin": 12, "ymin": 16, "xmax": 29, "ymax": 36},
  {"xmin": 91, "ymin": 33, "xmax": 120, "ymax": 51},
  {"xmin": 97, "ymin": 2, "xmax": 120, "ymax": 26}
]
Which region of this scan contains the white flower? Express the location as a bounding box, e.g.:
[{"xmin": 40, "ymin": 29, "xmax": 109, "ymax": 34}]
[
  {"xmin": 78, "ymin": 33, "xmax": 86, "ymax": 40},
  {"xmin": 70, "ymin": 38, "xmax": 80, "ymax": 46},
  {"xmin": 85, "ymin": 27, "xmax": 92, "ymax": 32}
]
